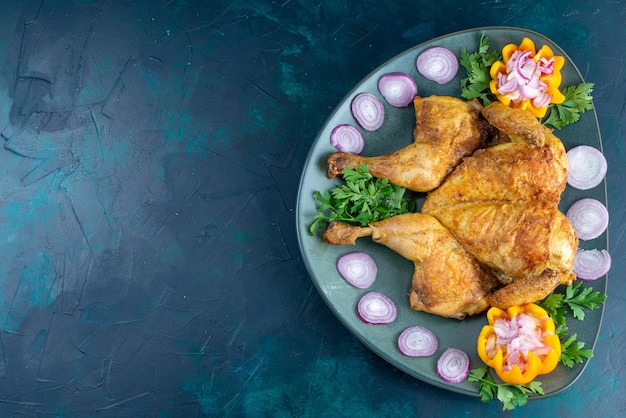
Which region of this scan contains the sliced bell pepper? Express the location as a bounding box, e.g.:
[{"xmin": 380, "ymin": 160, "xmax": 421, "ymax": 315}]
[
  {"xmin": 477, "ymin": 303, "xmax": 561, "ymax": 385},
  {"xmin": 489, "ymin": 37, "xmax": 565, "ymax": 118}
]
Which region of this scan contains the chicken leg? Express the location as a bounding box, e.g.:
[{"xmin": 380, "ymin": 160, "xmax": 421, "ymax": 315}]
[
  {"xmin": 323, "ymin": 213, "xmax": 498, "ymax": 319},
  {"xmin": 327, "ymin": 96, "xmax": 492, "ymax": 192}
]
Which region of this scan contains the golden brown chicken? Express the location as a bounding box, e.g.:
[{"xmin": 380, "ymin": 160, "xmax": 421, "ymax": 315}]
[
  {"xmin": 421, "ymin": 102, "xmax": 578, "ymax": 308},
  {"xmin": 327, "ymin": 96, "xmax": 492, "ymax": 192},
  {"xmin": 323, "ymin": 213, "xmax": 499, "ymax": 319}
]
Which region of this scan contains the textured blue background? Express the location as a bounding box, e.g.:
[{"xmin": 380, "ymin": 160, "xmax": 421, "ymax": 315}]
[{"xmin": 0, "ymin": 0, "xmax": 623, "ymax": 416}]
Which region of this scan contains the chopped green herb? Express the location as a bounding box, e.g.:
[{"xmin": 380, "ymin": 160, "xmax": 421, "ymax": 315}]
[
  {"xmin": 537, "ymin": 281, "xmax": 606, "ymax": 367},
  {"xmin": 560, "ymin": 333, "xmax": 594, "ymax": 368},
  {"xmin": 468, "ymin": 367, "xmax": 544, "ymax": 411},
  {"xmin": 309, "ymin": 163, "xmax": 414, "ymax": 235},
  {"xmin": 542, "ymin": 82, "xmax": 594, "ymax": 129},
  {"xmin": 459, "ymin": 32, "xmax": 501, "ymax": 105}
]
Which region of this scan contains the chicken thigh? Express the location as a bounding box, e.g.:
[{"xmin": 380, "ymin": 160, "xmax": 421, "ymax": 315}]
[
  {"xmin": 323, "ymin": 213, "xmax": 498, "ymax": 319},
  {"xmin": 327, "ymin": 96, "xmax": 492, "ymax": 192}
]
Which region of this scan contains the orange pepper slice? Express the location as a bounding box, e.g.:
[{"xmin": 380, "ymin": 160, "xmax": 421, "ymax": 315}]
[{"xmin": 477, "ymin": 303, "xmax": 561, "ymax": 385}]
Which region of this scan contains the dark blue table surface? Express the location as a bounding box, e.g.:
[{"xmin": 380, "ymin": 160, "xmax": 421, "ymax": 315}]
[{"xmin": 0, "ymin": 0, "xmax": 623, "ymax": 416}]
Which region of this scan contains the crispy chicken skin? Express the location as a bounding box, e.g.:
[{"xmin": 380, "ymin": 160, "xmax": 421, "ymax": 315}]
[
  {"xmin": 327, "ymin": 96, "xmax": 491, "ymax": 192},
  {"xmin": 422, "ymin": 101, "xmax": 578, "ymax": 308},
  {"xmin": 323, "ymin": 213, "xmax": 498, "ymax": 319}
]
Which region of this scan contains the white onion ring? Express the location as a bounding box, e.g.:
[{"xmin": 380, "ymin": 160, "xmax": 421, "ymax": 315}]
[
  {"xmin": 436, "ymin": 347, "xmax": 470, "ymax": 384},
  {"xmin": 377, "ymin": 72, "xmax": 417, "ymax": 107},
  {"xmin": 350, "ymin": 92, "xmax": 385, "ymax": 131},
  {"xmin": 330, "ymin": 124, "xmax": 364, "ymax": 154},
  {"xmin": 573, "ymin": 248, "xmax": 611, "ymax": 281},
  {"xmin": 416, "ymin": 46, "xmax": 459, "ymax": 85},
  {"xmin": 566, "ymin": 198, "xmax": 609, "ymax": 241},
  {"xmin": 567, "ymin": 145, "xmax": 608, "ymax": 190},
  {"xmin": 356, "ymin": 292, "xmax": 397, "ymax": 325},
  {"xmin": 336, "ymin": 252, "xmax": 377, "ymax": 289},
  {"xmin": 397, "ymin": 326, "xmax": 438, "ymax": 357}
]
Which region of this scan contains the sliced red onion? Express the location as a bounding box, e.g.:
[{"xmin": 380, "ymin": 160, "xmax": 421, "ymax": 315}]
[
  {"xmin": 377, "ymin": 72, "xmax": 417, "ymax": 107},
  {"xmin": 330, "ymin": 124, "xmax": 364, "ymax": 154},
  {"xmin": 356, "ymin": 292, "xmax": 397, "ymax": 325},
  {"xmin": 496, "ymin": 48, "xmax": 555, "ymax": 106},
  {"xmin": 337, "ymin": 252, "xmax": 377, "ymax": 289},
  {"xmin": 566, "ymin": 198, "xmax": 609, "ymax": 241},
  {"xmin": 567, "ymin": 145, "xmax": 608, "ymax": 190},
  {"xmin": 397, "ymin": 326, "xmax": 438, "ymax": 357},
  {"xmin": 573, "ymin": 249, "xmax": 611, "ymax": 281},
  {"xmin": 436, "ymin": 348, "xmax": 470, "ymax": 384},
  {"xmin": 351, "ymin": 92, "xmax": 385, "ymax": 131},
  {"xmin": 416, "ymin": 46, "xmax": 459, "ymax": 85}
]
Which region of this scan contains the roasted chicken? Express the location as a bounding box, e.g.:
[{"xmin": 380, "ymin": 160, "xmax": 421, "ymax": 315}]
[
  {"xmin": 323, "ymin": 213, "xmax": 498, "ymax": 319},
  {"xmin": 327, "ymin": 96, "xmax": 492, "ymax": 192},
  {"xmin": 422, "ymin": 102, "xmax": 578, "ymax": 308}
]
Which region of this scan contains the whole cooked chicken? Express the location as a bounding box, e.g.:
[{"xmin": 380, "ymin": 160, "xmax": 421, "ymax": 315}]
[
  {"xmin": 422, "ymin": 102, "xmax": 578, "ymax": 308},
  {"xmin": 327, "ymin": 96, "xmax": 492, "ymax": 192},
  {"xmin": 323, "ymin": 213, "xmax": 498, "ymax": 319}
]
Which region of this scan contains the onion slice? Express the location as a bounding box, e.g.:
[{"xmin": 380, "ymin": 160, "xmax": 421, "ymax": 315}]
[
  {"xmin": 330, "ymin": 124, "xmax": 364, "ymax": 154},
  {"xmin": 416, "ymin": 46, "xmax": 459, "ymax": 85},
  {"xmin": 356, "ymin": 292, "xmax": 397, "ymax": 324},
  {"xmin": 337, "ymin": 252, "xmax": 377, "ymax": 289},
  {"xmin": 351, "ymin": 92, "xmax": 385, "ymax": 131},
  {"xmin": 397, "ymin": 326, "xmax": 438, "ymax": 357},
  {"xmin": 566, "ymin": 198, "xmax": 609, "ymax": 241},
  {"xmin": 566, "ymin": 145, "xmax": 607, "ymax": 190},
  {"xmin": 436, "ymin": 348, "xmax": 470, "ymax": 384},
  {"xmin": 377, "ymin": 72, "xmax": 417, "ymax": 107},
  {"xmin": 573, "ymin": 249, "xmax": 611, "ymax": 281}
]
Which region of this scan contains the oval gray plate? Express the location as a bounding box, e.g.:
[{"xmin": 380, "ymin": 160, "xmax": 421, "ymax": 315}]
[{"xmin": 296, "ymin": 27, "xmax": 607, "ymax": 397}]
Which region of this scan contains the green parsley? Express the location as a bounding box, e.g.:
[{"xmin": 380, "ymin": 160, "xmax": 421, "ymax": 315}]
[
  {"xmin": 542, "ymin": 82, "xmax": 595, "ymax": 129},
  {"xmin": 537, "ymin": 281, "xmax": 606, "ymax": 367},
  {"xmin": 459, "ymin": 32, "xmax": 502, "ymax": 105},
  {"xmin": 468, "ymin": 367, "xmax": 544, "ymax": 411},
  {"xmin": 309, "ymin": 163, "xmax": 414, "ymax": 235}
]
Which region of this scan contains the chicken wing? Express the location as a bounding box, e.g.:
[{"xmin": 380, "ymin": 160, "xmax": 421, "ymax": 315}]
[
  {"xmin": 327, "ymin": 96, "xmax": 492, "ymax": 192},
  {"xmin": 323, "ymin": 213, "xmax": 498, "ymax": 319}
]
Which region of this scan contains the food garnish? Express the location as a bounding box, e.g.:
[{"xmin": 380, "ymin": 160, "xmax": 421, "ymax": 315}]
[
  {"xmin": 573, "ymin": 249, "xmax": 612, "ymax": 281},
  {"xmin": 397, "ymin": 325, "xmax": 438, "ymax": 357},
  {"xmin": 489, "ymin": 37, "xmax": 565, "ymax": 118},
  {"xmin": 477, "ymin": 303, "xmax": 561, "ymax": 385},
  {"xmin": 436, "ymin": 348, "xmax": 470, "ymax": 383},
  {"xmin": 330, "ymin": 124, "xmax": 365, "ymax": 154},
  {"xmin": 460, "ymin": 32, "xmax": 594, "ymax": 129},
  {"xmin": 542, "ymin": 82, "xmax": 595, "ymax": 129},
  {"xmin": 537, "ymin": 282, "xmax": 606, "ymax": 368},
  {"xmin": 336, "ymin": 252, "xmax": 378, "ymax": 289},
  {"xmin": 357, "ymin": 291, "xmax": 397, "ymax": 324},
  {"xmin": 377, "ymin": 72, "xmax": 418, "ymax": 107},
  {"xmin": 309, "ymin": 163, "xmax": 414, "ymax": 235},
  {"xmin": 416, "ymin": 46, "xmax": 459, "ymax": 84},
  {"xmin": 467, "ymin": 366, "xmax": 544, "ymax": 410},
  {"xmin": 566, "ymin": 145, "xmax": 607, "ymax": 190},
  {"xmin": 459, "ymin": 33, "xmax": 501, "ymax": 104},
  {"xmin": 351, "ymin": 92, "xmax": 385, "ymax": 131},
  {"xmin": 566, "ymin": 198, "xmax": 609, "ymax": 241}
]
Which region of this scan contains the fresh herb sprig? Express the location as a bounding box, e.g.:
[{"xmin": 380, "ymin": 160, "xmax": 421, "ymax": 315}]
[
  {"xmin": 542, "ymin": 82, "xmax": 595, "ymax": 129},
  {"xmin": 468, "ymin": 367, "xmax": 544, "ymax": 411},
  {"xmin": 537, "ymin": 281, "xmax": 606, "ymax": 367},
  {"xmin": 309, "ymin": 163, "xmax": 414, "ymax": 235},
  {"xmin": 459, "ymin": 33, "xmax": 501, "ymax": 105}
]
